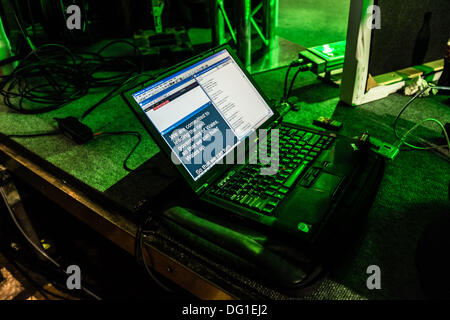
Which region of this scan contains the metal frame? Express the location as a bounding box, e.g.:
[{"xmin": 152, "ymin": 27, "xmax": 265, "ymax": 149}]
[
  {"xmin": 152, "ymin": 0, "xmax": 165, "ymax": 34},
  {"xmin": 211, "ymin": 0, "xmax": 278, "ymax": 68}
]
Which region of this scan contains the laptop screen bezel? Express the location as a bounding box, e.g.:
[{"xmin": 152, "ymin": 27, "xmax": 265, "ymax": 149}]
[{"xmin": 122, "ymin": 44, "xmax": 280, "ymax": 194}]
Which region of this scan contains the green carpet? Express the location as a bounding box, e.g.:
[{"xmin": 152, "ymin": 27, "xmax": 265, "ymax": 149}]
[
  {"xmin": 278, "ymin": 0, "xmax": 350, "ymax": 48},
  {"xmin": 0, "ymin": 89, "xmax": 160, "ymax": 192}
]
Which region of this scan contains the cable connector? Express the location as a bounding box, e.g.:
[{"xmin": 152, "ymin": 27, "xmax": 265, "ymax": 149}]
[
  {"xmin": 289, "ymin": 58, "xmax": 312, "ymax": 71},
  {"xmin": 369, "ymin": 137, "xmax": 400, "ymax": 160},
  {"xmin": 289, "ymin": 58, "xmax": 304, "ymax": 67},
  {"xmin": 351, "ymin": 133, "xmax": 399, "ymax": 160}
]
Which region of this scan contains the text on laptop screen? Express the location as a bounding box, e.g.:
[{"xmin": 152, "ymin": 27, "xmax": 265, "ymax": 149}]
[{"xmin": 131, "ymin": 49, "xmax": 274, "ymax": 181}]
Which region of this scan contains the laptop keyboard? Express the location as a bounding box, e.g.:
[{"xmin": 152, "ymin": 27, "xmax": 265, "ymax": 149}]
[{"xmin": 208, "ymin": 125, "xmax": 335, "ymax": 216}]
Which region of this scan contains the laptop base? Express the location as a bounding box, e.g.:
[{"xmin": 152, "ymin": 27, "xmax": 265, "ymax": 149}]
[{"xmin": 159, "ymin": 150, "xmax": 384, "ymax": 293}]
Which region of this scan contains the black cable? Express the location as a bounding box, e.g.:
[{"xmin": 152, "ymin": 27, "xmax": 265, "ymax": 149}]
[
  {"xmin": 393, "ymin": 85, "xmax": 450, "ymax": 141},
  {"xmin": 94, "ymin": 131, "xmax": 142, "ymax": 172},
  {"xmin": 140, "ymin": 230, "xmax": 174, "ymax": 293},
  {"xmin": 134, "ymin": 213, "xmax": 174, "ymax": 293},
  {"xmin": 79, "ymin": 85, "xmax": 123, "ymax": 121},
  {"xmin": 134, "ymin": 215, "xmax": 144, "ymax": 266},
  {"xmin": 393, "ymin": 86, "xmax": 430, "ymax": 140},
  {"xmin": 95, "ymin": 39, "xmax": 143, "ymax": 72},
  {"xmin": 0, "ymin": 41, "xmax": 143, "ymax": 115},
  {"xmin": 6, "ymin": 130, "xmax": 60, "ymax": 138},
  {"xmin": 80, "ymin": 72, "xmax": 155, "ymax": 121},
  {"xmin": 286, "ymin": 67, "xmax": 303, "ymax": 100},
  {"xmin": 283, "ymin": 64, "xmax": 293, "ymax": 99},
  {"xmin": 287, "ymin": 63, "xmax": 312, "ymax": 101},
  {"xmin": 94, "ymin": 130, "xmax": 175, "ymax": 178},
  {"xmin": 282, "ymin": 60, "xmax": 312, "ymax": 102}
]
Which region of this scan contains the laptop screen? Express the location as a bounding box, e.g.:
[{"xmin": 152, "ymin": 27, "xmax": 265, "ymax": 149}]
[{"xmin": 131, "ymin": 49, "xmax": 274, "ymax": 181}]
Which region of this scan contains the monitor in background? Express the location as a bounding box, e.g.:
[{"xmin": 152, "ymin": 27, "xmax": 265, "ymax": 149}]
[{"xmin": 340, "ymin": 0, "xmax": 450, "ymax": 106}]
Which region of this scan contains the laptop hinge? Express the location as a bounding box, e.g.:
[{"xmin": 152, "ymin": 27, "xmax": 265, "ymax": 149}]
[{"xmin": 268, "ymin": 116, "xmax": 283, "ymax": 130}]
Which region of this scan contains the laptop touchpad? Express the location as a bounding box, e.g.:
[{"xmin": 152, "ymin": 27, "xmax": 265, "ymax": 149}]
[{"xmin": 276, "ymin": 172, "xmax": 344, "ymax": 231}]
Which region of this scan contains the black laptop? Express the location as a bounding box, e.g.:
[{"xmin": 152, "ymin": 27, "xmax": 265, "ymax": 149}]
[{"xmin": 122, "ymin": 45, "xmax": 364, "ymax": 243}]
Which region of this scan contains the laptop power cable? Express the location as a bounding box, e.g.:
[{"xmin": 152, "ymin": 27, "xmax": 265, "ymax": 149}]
[{"xmin": 279, "ymin": 59, "xmax": 313, "ymax": 115}]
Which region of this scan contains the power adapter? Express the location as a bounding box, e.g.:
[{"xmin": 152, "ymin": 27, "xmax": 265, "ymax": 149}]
[
  {"xmin": 54, "ymin": 117, "xmax": 93, "ymax": 144},
  {"xmin": 298, "ymin": 41, "xmax": 346, "ymax": 75}
]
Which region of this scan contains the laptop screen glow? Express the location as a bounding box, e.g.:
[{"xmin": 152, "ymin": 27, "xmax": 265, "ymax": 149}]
[{"xmin": 131, "ymin": 49, "xmax": 274, "ymax": 181}]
